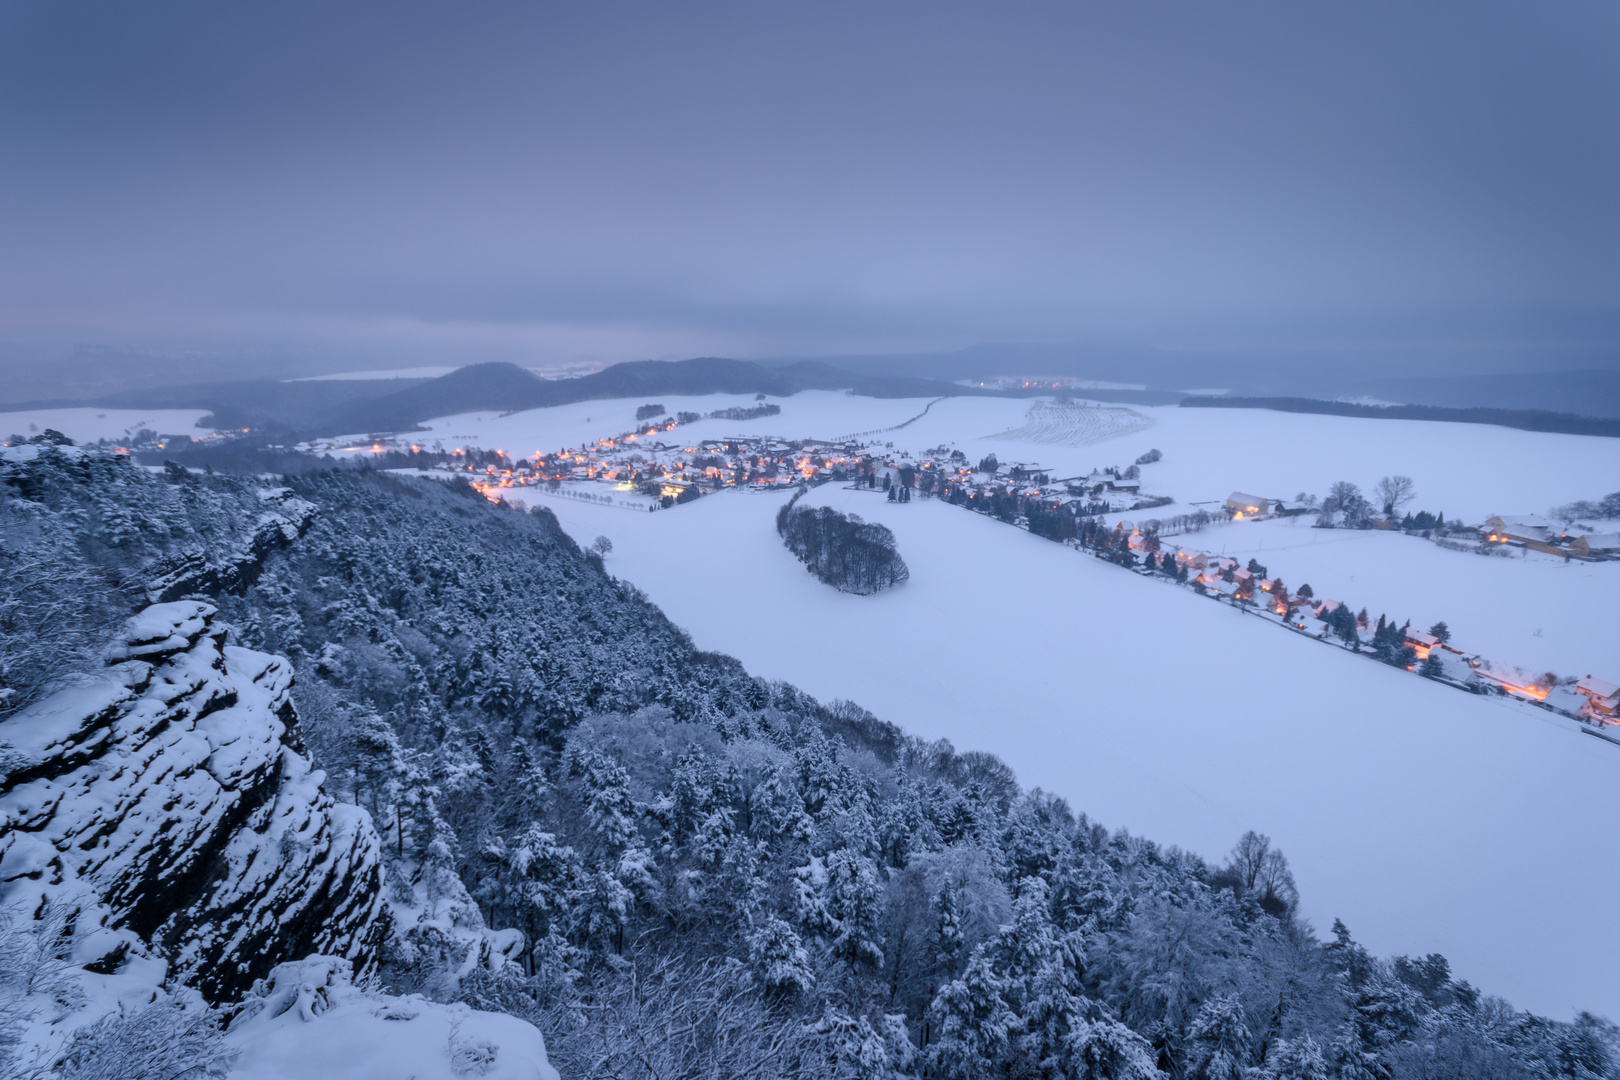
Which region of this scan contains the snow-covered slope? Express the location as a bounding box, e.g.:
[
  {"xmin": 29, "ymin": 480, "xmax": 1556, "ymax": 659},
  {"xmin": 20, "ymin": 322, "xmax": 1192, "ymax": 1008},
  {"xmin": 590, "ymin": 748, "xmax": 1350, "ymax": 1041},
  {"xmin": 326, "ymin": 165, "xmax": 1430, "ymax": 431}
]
[
  {"xmin": 0, "ymin": 601, "xmax": 386, "ymax": 1002},
  {"xmin": 533, "ymin": 483, "xmax": 1620, "ymax": 1021},
  {"xmin": 227, "ymin": 956, "xmax": 558, "ymax": 1080}
]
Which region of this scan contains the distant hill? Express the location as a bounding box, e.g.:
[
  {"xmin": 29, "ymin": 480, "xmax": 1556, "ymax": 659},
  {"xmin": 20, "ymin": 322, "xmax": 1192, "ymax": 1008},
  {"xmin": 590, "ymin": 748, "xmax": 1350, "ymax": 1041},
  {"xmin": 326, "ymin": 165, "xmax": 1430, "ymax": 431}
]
[
  {"xmin": 311, "ymin": 357, "xmax": 983, "ymax": 435},
  {"xmin": 2, "ymin": 356, "xmax": 992, "ymax": 439},
  {"xmin": 83, "ymin": 378, "xmax": 432, "ymax": 434}
]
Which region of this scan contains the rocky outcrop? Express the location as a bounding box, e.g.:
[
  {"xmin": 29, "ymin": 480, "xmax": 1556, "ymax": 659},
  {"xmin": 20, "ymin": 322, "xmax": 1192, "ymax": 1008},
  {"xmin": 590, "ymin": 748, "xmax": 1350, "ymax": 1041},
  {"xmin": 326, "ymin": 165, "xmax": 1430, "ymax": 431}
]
[
  {"xmin": 0, "ymin": 601, "xmax": 385, "ymax": 1002},
  {"xmin": 144, "ymin": 486, "xmax": 317, "ymax": 604}
]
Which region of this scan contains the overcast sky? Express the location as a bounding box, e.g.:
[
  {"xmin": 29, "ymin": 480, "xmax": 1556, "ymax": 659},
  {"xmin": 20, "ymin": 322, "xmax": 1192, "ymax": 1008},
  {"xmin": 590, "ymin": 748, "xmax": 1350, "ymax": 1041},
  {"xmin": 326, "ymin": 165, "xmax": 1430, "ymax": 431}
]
[{"xmin": 1, "ymin": 1, "xmax": 1617, "ymax": 369}]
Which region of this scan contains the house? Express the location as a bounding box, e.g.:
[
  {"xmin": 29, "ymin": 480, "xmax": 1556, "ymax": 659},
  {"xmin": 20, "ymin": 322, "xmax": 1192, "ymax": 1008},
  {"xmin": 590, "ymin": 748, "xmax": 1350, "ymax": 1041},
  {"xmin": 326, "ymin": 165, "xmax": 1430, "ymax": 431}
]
[
  {"xmin": 1575, "ymin": 676, "xmax": 1620, "ymax": 722},
  {"xmin": 1403, "ymin": 629, "xmax": 1440, "ymax": 659},
  {"xmin": 1484, "ymin": 515, "xmax": 1552, "ymax": 544},
  {"xmin": 1226, "ymin": 492, "xmax": 1270, "ymax": 519},
  {"xmin": 1568, "ymin": 533, "xmax": 1620, "ymax": 558},
  {"xmin": 1313, "ymin": 598, "xmax": 1342, "ymax": 618},
  {"xmin": 1272, "ymin": 501, "xmax": 1312, "ymax": 518},
  {"xmin": 1483, "ymin": 515, "xmax": 1573, "ymax": 555}
]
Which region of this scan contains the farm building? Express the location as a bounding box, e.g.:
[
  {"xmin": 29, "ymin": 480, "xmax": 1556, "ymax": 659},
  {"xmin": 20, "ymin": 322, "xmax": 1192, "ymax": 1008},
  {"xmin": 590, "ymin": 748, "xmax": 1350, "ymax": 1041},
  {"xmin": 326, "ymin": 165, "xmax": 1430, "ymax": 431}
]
[
  {"xmin": 1226, "ymin": 492, "xmax": 1271, "ymax": 519},
  {"xmin": 1484, "ymin": 515, "xmax": 1553, "ymax": 544},
  {"xmin": 1568, "ymin": 533, "xmax": 1620, "ymax": 558}
]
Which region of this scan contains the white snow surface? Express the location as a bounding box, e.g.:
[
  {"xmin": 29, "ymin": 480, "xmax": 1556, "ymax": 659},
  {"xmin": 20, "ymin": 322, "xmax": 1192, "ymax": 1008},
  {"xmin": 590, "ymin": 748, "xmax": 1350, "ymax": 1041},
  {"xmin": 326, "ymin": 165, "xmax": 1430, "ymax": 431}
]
[
  {"xmin": 287, "ymin": 366, "xmax": 460, "ymax": 381},
  {"xmin": 228, "ymin": 957, "xmax": 557, "ymax": 1080},
  {"xmin": 523, "ymin": 482, "xmax": 1620, "ymax": 1021},
  {"xmin": 409, "ymin": 391, "xmax": 939, "ymax": 456},
  {"xmin": 0, "ymin": 407, "xmax": 215, "ymax": 442}
]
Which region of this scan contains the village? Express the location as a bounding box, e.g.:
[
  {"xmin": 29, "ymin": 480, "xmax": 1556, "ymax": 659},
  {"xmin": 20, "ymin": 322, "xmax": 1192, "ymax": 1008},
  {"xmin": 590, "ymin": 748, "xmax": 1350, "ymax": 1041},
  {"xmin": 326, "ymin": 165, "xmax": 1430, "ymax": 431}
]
[{"xmin": 1117, "ymin": 493, "xmax": 1620, "ymax": 735}]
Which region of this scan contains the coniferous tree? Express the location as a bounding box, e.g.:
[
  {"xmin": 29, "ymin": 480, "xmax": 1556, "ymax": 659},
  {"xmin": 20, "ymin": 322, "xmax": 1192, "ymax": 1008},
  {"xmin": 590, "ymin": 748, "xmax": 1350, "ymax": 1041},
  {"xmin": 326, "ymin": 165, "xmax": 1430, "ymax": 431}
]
[{"xmin": 926, "ymin": 949, "xmax": 1020, "ymax": 1080}]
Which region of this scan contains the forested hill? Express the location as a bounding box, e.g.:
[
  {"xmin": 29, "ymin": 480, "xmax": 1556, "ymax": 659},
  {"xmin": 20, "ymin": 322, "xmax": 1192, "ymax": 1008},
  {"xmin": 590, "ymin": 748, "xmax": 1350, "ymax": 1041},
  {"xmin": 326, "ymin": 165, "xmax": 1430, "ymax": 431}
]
[
  {"xmin": 319, "ymin": 358, "xmax": 982, "ymax": 436},
  {"xmin": 2, "ymin": 448, "xmax": 1616, "ymax": 1079}
]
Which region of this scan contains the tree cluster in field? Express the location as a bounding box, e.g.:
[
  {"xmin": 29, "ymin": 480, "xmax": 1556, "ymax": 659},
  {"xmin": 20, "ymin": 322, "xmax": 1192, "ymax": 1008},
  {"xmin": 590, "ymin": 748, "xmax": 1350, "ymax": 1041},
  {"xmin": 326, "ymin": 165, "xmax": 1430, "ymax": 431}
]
[
  {"xmin": 1313, "ymin": 476, "xmax": 1418, "ymax": 528},
  {"xmin": 707, "ymin": 402, "xmax": 782, "ymax": 422},
  {"xmin": 1134, "ymin": 448, "xmax": 1163, "ymax": 465},
  {"xmin": 636, "ymin": 403, "xmax": 667, "ymax": 421},
  {"xmin": 1552, "ymin": 491, "xmax": 1620, "ymax": 522},
  {"xmin": 776, "ymin": 494, "xmax": 910, "ymax": 594},
  {"xmin": 4, "ymin": 451, "xmax": 1618, "ymax": 1079}
]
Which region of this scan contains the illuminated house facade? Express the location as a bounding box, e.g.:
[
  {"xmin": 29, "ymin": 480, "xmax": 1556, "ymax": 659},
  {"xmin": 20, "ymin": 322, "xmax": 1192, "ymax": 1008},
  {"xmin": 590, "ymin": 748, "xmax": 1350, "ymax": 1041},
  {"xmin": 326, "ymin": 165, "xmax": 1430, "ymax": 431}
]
[
  {"xmin": 1225, "ymin": 492, "xmax": 1271, "ymax": 519},
  {"xmin": 1575, "ymin": 676, "xmax": 1620, "ymax": 723}
]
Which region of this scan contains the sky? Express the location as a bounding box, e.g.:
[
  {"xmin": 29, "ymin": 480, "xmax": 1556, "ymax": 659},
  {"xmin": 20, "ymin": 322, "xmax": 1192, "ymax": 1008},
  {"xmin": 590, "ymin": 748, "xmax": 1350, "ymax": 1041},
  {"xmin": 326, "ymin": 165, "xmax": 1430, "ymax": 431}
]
[{"xmin": 1, "ymin": 1, "xmax": 1618, "ymax": 371}]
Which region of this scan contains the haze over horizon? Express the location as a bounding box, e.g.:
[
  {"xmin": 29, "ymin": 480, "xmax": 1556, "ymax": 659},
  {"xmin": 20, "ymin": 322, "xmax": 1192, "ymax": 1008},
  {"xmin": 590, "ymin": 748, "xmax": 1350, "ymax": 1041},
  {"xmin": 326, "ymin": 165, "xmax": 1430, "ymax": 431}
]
[{"xmin": 1, "ymin": 1, "xmax": 1618, "ymax": 381}]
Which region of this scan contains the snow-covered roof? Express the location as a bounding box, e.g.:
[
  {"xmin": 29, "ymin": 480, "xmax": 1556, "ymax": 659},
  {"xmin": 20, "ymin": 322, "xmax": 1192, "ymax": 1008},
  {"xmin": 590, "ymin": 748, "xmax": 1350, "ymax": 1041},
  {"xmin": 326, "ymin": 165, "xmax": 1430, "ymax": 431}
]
[
  {"xmin": 1227, "ymin": 492, "xmax": 1269, "ymax": 507},
  {"xmin": 1576, "ymin": 675, "xmax": 1620, "ymax": 702}
]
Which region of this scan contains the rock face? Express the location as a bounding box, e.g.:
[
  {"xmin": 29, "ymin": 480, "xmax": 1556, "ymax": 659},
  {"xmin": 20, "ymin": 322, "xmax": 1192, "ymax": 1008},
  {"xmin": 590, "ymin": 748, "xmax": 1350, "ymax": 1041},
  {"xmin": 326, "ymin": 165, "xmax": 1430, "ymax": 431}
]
[
  {"xmin": 144, "ymin": 486, "xmax": 318, "ymax": 604},
  {"xmin": 0, "ymin": 601, "xmax": 386, "ymax": 1002}
]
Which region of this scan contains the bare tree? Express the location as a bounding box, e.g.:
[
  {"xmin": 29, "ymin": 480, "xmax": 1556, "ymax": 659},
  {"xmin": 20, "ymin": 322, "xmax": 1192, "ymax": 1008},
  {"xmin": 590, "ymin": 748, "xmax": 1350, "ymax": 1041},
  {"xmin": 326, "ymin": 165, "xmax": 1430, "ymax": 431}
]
[{"xmin": 1374, "ymin": 475, "xmax": 1416, "ymax": 516}]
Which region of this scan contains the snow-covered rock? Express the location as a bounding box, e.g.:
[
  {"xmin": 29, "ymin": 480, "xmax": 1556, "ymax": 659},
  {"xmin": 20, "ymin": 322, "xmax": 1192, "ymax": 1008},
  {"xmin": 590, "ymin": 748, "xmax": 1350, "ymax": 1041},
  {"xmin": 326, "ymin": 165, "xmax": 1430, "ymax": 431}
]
[
  {"xmin": 0, "ymin": 600, "xmax": 386, "ymax": 1002},
  {"xmin": 226, "ymin": 956, "xmax": 558, "ymax": 1080},
  {"xmin": 143, "ymin": 487, "xmax": 317, "ymax": 604}
]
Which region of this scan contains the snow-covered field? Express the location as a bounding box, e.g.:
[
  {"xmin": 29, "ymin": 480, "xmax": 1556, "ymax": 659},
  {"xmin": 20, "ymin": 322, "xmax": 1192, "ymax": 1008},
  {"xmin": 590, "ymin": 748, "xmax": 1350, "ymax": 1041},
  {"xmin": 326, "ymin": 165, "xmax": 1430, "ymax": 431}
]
[
  {"xmin": 982, "ymin": 399, "xmax": 1157, "ymax": 446},
  {"xmin": 526, "ymin": 481, "xmax": 1620, "ymax": 1022},
  {"xmin": 445, "ymin": 391, "xmax": 1620, "ymax": 1020},
  {"xmin": 0, "ymin": 406, "xmax": 215, "ymax": 443},
  {"xmin": 409, "ymin": 391, "xmax": 933, "ymax": 456}
]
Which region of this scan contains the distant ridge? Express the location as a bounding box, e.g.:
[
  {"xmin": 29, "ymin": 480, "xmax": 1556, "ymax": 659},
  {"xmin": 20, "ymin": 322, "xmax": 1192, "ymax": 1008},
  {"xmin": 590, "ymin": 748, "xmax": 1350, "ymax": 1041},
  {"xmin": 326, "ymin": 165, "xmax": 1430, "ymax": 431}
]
[
  {"xmin": 315, "ymin": 357, "xmax": 984, "ymax": 435},
  {"xmin": 1180, "ymin": 395, "xmax": 1620, "ymax": 438}
]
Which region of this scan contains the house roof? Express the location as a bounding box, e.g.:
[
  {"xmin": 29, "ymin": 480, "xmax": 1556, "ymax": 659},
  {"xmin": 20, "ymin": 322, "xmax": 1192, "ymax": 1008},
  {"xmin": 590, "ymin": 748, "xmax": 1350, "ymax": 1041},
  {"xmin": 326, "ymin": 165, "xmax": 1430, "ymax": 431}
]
[
  {"xmin": 1405, "ymin": 630, "xmax": 1440, "ymax": 647},
  {"xmin": 1579, "ymin": 533, "xmax": 1620, "ymax": 550},
  {"xmin": 1227, "ymin": 492, "xmax": 1269, "ymax": 507},
  {"xmin": 1576, "ymin": 675, "xmax": 1620, "ymax": 701}
]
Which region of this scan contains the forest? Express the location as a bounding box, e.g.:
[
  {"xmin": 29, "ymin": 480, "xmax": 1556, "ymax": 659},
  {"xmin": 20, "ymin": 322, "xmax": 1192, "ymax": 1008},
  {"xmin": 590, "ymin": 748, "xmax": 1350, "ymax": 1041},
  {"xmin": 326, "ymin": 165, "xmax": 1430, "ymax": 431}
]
[
  {"xmin": 1180, "ymin": 396, "xmax": 1620, "ymax": 439},
  {"xmin": 1, "ymin": 445, "xmax": 1617, "ymax": 1079}
]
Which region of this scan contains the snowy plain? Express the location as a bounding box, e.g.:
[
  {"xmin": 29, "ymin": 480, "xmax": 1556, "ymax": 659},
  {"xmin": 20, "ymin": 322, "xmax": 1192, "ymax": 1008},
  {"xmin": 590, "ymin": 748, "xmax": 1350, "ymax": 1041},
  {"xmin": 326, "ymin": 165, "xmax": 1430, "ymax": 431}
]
[
  {"xmin": 0, "ymin": 406, "xmax": 216, "ymax": 443},
  {"xmin": 452, "ymin": 392, "xmax": 1620, "ymax": 1020}
]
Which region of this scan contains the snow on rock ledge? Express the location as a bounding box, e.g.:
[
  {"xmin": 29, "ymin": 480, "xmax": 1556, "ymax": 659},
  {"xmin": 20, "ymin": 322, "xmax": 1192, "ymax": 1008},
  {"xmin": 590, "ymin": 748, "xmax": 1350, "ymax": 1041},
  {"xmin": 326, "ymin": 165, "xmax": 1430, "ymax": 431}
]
[
  {"xmin": 0, "ymin": 600, "xmax": 387, "ymax": 1002},
  {"xmin": 227, "ymin": 956, "xmax": 558, "ymax": 1080}
]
